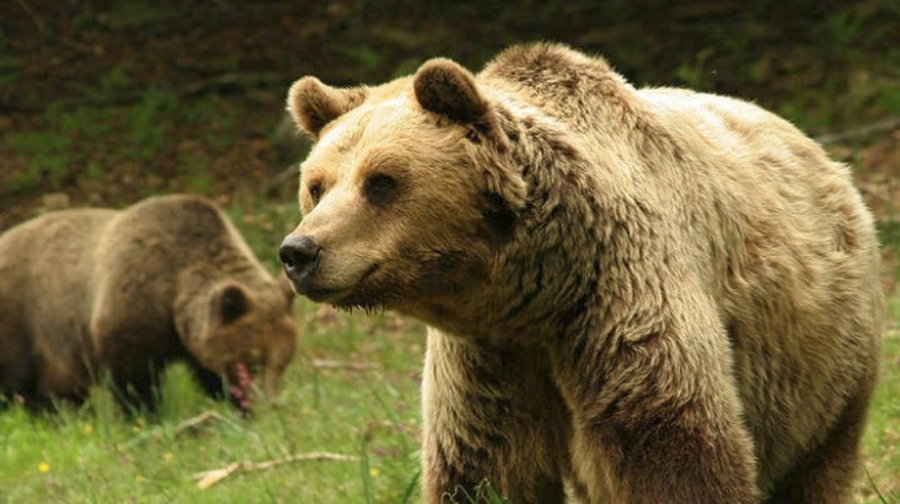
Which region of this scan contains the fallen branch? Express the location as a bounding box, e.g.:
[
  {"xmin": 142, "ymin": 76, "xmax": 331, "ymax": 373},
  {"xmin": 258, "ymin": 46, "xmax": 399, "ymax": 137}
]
[
  {"xmin": 118, "ymin": 410, "xmax": 227, "ymax": 451},
  {"xmin": 815, "ymin": 116, "xmax": 900, "ymax": 145},
  {"xmin": 192, "ymin": 451, "xmax": 360, "ymax": 489},
  {"xmin": 173, "ymin": 410, "xmax": 226, "ymax": 438},
  {"xmin": 855, "ymin": 181, "xmax": 893, "ymax": 204},
  {"xmin": 313, "ymin": 358, "xmax": 379, "ymax": 371}
]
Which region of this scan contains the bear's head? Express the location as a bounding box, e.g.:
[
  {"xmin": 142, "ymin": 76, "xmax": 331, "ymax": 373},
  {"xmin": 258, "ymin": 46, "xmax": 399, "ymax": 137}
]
[
  {"xmin": 280, "ymin": 58, "xmax": 528, "ymax": 327},
  {"xmin": 176, "ymin": 276, "xmax": 297, "ymax": 408}
]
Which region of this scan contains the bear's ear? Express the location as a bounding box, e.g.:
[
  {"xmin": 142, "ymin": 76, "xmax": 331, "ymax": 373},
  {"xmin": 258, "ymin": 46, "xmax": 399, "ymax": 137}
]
[
  {"xmin": 287, "ymin": 77, "xmax": 368, "ymax": 139},
  {"xmin": 414, "ymin": 58, "xmax": 488, "ymax": 124},
  {"xmin": 214, "ymin": 282, "xmax": 250, "ymax": 325}
]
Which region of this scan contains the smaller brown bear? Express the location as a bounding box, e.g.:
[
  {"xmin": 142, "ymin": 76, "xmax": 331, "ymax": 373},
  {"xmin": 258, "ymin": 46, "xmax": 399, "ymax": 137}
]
[{"xmin": 0, "ymin": 194, "xmax": 297, "ymax": 413}]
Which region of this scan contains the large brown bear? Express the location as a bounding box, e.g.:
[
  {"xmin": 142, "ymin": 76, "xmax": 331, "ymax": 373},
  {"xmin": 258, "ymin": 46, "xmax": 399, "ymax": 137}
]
[
  {"xmin": 279, "ymin": 44, "xmax": 883, "ymax": 503},
  {"xmin": 0, "ymin": 195, "xmax": 297, "ymax": 413}
]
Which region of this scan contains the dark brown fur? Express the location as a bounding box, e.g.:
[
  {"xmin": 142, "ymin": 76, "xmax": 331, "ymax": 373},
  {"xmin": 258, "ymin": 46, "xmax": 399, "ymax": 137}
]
[{"xmin": 0, "ymin": 195, "xmax": 297, "ymax": 413}]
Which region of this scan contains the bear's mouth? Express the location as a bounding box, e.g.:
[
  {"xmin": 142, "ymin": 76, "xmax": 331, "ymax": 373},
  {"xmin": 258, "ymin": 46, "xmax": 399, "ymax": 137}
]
[
  {"xmin": 301, "ymin": 263, "xmax": 381, "ymax": 304},
  {"xmin": 228, "ymin": 362, "xmax": 256, "ymax": 411}
]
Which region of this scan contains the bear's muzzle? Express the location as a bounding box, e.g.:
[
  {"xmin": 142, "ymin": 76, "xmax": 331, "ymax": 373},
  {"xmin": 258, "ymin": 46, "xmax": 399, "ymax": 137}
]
[{"xmin": 279, "ymin": 234, "xmax": 321, "ymax": 289}]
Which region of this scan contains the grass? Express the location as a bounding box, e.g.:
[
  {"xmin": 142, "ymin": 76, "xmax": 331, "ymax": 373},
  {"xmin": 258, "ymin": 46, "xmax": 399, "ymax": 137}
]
[
  {"xmin": 1, "ymin": 202, "xmax": 898, "ymax": 503},
  {"xmin": 863, "ymin": 296, "xmax": 900, "ymax": 502},
  {"xmin": 0, "ymin": 297, "xmax": 427, "ymax": 503}
]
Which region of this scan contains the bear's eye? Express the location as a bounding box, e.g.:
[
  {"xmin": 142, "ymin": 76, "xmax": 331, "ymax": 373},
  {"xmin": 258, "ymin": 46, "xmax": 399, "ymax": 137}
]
[
  {"xmin": 364, "ymin": 173, "xmax": 398, "ymax": 206},
  {"xmin": 308, "ymin": 182, "xmax": 323, "ymax": 204},
  {"xmin": 465, "ymin": 129, "xmax": 481, "ymax": 144}
]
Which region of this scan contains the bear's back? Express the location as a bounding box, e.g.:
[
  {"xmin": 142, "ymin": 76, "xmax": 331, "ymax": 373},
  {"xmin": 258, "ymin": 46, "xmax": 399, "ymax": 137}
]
[
  {"xmin": 93, "ymin": 195, "xmax": 275, "ymax": 322},
  {"xmin": 97, "ymin": 195, "xmax": 263, "ymax": 278},
  {"xmin": 639, "ymin": 87, "xmax": 879, "ymax": 291},
  {"xmin": 107, "ymin": 194, "xmax": 230, "ymax": 255},
  {"xmin": 0, "ymin": 208, "xmax": 117, "ymax": 326}
]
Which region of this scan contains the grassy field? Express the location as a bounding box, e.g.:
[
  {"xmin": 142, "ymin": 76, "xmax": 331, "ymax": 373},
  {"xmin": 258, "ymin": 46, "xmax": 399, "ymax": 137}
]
[
  {"xmin": 0, "ymin": 202, "xmax": 898, "ymax": 503},
  {"xmin": 0, "ymin": 308, "xmax": 427, "ymax": 503},
  {"xmin": 865, "ymin": 295, "xmax": 900, "ymax": 503}
]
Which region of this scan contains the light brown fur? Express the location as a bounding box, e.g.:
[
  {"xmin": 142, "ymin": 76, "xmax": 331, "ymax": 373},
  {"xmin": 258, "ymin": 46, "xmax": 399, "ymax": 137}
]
[
  {"xmin": 0, "ymin": 195, "xmax": 297, "ymax": 412},
  {"xmin": 281, "ymin": 43, "xmax": 883, "ymax": 503}
]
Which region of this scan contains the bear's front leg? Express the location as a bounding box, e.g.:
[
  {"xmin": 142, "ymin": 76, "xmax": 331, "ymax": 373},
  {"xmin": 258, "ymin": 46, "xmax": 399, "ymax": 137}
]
[
  {"xmin": 555, "ymin": 329, "xmax": 759, "ymax": 503},
  {"xmin": 95, "ymin": 329, "xmax": 163, "ymax": 415},
  {"xmin": 421, "ymin": 329, "xmax": 570, "ymax": 504},
  {"xmin": 108, "ymin": 365, "xmax": 162, "ymax": 415}
]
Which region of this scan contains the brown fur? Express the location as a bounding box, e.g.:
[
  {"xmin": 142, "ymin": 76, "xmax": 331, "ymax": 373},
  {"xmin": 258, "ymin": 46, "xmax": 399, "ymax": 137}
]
[
  {"xmin": 0, "ymin": 195, "xmax": 297, "ymax": 412},
  {"xmin": 281, "ymin": 43, "xmax": 883, "ymax": 503}
]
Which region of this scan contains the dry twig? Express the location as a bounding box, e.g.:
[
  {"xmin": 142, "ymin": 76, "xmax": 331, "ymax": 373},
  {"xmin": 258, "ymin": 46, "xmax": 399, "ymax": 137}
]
[
  {"xmin": 855, "ymin": 182, "xmax": 893, "ymax": 204},
  {"xmin": 118, "ymin": 410, "xmax": 227, "ymax": 451},
  {"xmin": 174, "ymin": 410, "xmax": 226, "ymax": 438},
  {"xmin": 815, "ymin": 116, "xmax": 900, "ymax": 145},
  {"xmin": 192, "ymin": 451, "xmax": 360, "ymax": 489},
  {"xmin": 312, "ymin": 358, "xmax": 379, "ymax": 371}
]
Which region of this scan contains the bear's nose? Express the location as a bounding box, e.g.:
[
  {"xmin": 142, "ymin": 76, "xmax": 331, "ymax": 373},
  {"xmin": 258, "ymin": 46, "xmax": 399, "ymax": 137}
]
[{"xmin": 279, "ymin": 235, "xmax": 321, "ymax": 281}]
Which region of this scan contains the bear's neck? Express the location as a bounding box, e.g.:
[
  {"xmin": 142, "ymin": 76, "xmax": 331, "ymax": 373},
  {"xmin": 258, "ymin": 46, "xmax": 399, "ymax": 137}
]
[{"xmin": 429, "ymin": 121, "xmax": 674, "ymax": 346}]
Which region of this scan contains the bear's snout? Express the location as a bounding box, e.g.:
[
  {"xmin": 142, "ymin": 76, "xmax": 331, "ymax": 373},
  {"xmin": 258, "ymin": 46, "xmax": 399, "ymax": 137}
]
[{"xmin": 279, "ymin": 234, "xmax": 321, "ymax": 286}]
